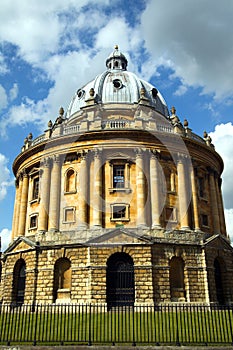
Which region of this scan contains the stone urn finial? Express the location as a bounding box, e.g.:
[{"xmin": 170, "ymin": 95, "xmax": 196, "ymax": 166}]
[
  {"xmin": 140, "ymin": 87, "xmax": 146, "ymax": 97},
  {"xmin": 59, "ymin": 107, "xmax": 64, "ymax": 116},
  {"xmin": 48, "ymin": 120, "xmax": 53, "ymax": 129},
  {"xmin": 171, "ymin": 106, "xmax": 176, "ymax": 115},
  {"xmin": 183, "ymin": 119, "xmax": 188, "ymax": 128},
  {"xmin": 89, "ymin": 88, "xmax": 95, "ymax": 97}
]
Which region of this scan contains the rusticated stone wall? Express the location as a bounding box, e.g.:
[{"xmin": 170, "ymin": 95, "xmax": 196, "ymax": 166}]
[{"xmin": 1, "ymin": 236, "xmax": 232, "ymax": 305}]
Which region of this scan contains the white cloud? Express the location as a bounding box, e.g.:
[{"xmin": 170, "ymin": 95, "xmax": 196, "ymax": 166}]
[
  {"xmin": 209, "ymin": 123, "xmax": 233, "ymax": 238},
  {"xmin": 0, "ymin": 153, "xmax": 13, "ymax": 200},
  {"xmin": 0, "ymin": 228, "xmax": 11, "ymax": 252},
  {"xmin": 0, "ymin": 52, "xmax": 8, "ymax": 74},
  {"xmin": 95, "ymin": 17, "xmax": 142, "ymax": 53},
  {"xmin": 0, "ymin": 49, "xmax": 109, "ymax": 136},
  {"xmin": 0, "ymin": 97, "xmax": 48, "ymax": 137},
  {"xmin": 9, "ymin": 83, "xmax": 18, "ymax": 101},
  {"xmin": 0, "ymin": 0, "xmax": 110, "ymax": 65},
  {"xmin": 0, "ymin": 1, "xmax": 118, "ymax": 134},
  {"xmin": 174, "ymin": 84, "xmax": 188, "ymax": 97},
  {"xmin": 141, "ymin": 0, "xmax": 233, "ymax": 99},
  {"xmin": 0, "ymin": 85, "xmax": 7, "ymax": 111}
]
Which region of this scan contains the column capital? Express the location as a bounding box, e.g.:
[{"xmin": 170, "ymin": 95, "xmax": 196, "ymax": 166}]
[
  {"xmin": 150, "ymin": 149, "xmax": 160, "ymax": 159},
  {"xmin": 134, "ymin": 147, "xmax": 146, "ymax": 158},
  {"xmin": 41, "ymin": 157, "xmax": 51, "ymax": 168},
  {"xmin": 21, "ymin": 168, "xmax": 28, "ymax": 178},
  {"xmin": 15, "ymin": 178, "xmax": 19, "ymax": 188},
  {"xmin": 52, "ymin": 154, "xmax": 61, "ymax": 164},
  {"xmin": 93, "ymin": 148, "xmax": 102, "ymax": 159},
  {"xmin": 78, "ymin": 149, "xmax": 89, "ymax": 161},
  {"xmin": 207, "ymin": 166, "xmax": 217, "ymax": 177},
  {"xmin": 175, "ymin": 153, "xmax": 190, "ymax": 164}
]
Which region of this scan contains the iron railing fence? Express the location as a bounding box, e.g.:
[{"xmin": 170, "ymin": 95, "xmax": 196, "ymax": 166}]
[{"xmin": 0, "ymin": 303, "xmax": 233, "ymax": 346}]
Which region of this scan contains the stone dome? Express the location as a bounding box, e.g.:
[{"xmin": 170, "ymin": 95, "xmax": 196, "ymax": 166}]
[{"xmin": 66, "ymin": 46, "xmax": 169, "ymax": 118}]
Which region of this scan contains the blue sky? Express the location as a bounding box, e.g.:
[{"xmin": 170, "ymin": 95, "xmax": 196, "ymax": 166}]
[{"xmin": 0, "ymin": 0, "xmax": 233, "ymax": 250}]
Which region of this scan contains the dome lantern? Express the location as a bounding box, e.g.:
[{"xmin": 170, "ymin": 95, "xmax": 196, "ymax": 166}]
[{"xmin": 106, "ymin": 45, "xmax": 128, "ymax": 71}]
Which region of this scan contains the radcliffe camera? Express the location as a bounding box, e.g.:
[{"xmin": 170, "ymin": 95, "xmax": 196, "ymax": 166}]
[{"xmin": 2, "ymin": 46, "xmax": 230, "ymax": 307}]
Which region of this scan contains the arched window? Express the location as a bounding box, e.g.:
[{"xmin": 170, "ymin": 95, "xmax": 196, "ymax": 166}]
[
  {"xmin": 169, "ymin": 257, "xmax": 186, "ymax": 302},
  {"xmin": 12, "ymin": 259, "xmax": 26, "ymax": 304},
  {"xmin": 214, "ymin": 258, "xmax": 225, "ymax": 304},
  {"xmin": 65, "ymin": 169, "xmax": 76, "ymax": 193},
  {"xmin": 106, "ymin": 252, "xmax": 134, "ymax": 308},
  {"xmin": 53, "ymin": 258, "xmax": 71, "ymax": 302}
]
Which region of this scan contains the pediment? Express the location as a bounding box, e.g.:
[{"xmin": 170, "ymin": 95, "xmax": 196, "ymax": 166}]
[
  {"xmin": 4, "ymin": 236, "xmax": 37, "ymax": 254},
  {"xmin": 88, "ymin": 228, "xmax": 152, "ymax": 245},
  {"xmin": 107, "ymin": 152, "xmax": 133, "ymax": 160},
  {"xmin": 28, "ymin": 167, "xmax": 40, "ymax": 176},
  {"xmin": 204, "ymin": 234, "xmax": 233, "ymax": 251}
]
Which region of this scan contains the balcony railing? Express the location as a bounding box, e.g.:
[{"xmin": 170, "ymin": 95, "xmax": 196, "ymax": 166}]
[
  {"xmin": 25, "ymin": 121, "xmax": 208, "ymax": 151},
  {"xmin": 102, "ymin": 120, "xmax": 132, "ymax": 129},
  {"xmin": 63, "ymin": 125, "xmax": 80, "ymax": 135}
]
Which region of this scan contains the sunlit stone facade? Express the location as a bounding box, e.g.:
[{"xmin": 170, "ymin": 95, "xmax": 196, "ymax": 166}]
[{"xmin": 1, "ymin": 46, "xmax": 232, "ymax": 306}]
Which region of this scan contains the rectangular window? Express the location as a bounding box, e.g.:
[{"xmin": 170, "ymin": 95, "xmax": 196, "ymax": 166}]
[
  {"xmin": 30, "ymin": 215, "xmax": 38, "ymax": 229},
  {"xmin": 63, "ymin": 207, "xmax": 75, "ymax": 223},
  {"xmin": 111, "ymin": 204, "xmax": 130, "ymax": 221},
  {"xmin": 201, "ymin": 214, "xmax": 209, "ymax": 227},
  {"xmin": 32, "ymin": 177, "xmax": 39, "ymax": 200},
  {"xmin": 113, "ymin": 165, "xmax": 125, "ymax": 188},
  {"xmin": 198, "ymin": 177, "xmax": 205, "ymax": 198}
]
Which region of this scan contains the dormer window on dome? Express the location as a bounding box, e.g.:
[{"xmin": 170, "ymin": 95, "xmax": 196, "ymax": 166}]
[{"xmin": 106, "ymin": 45, "xmax": 128, "ymax": 71}]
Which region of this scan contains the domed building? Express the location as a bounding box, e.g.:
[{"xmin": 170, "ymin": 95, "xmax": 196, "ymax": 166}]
[{"xmin": 1, "ymin": 46, "xmax": 233, "ymax": 306}]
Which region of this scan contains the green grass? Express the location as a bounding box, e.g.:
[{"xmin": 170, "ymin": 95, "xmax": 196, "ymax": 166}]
[{"xmin": 0, "ymin": 305, "xmax": 233, "ymax": 345}]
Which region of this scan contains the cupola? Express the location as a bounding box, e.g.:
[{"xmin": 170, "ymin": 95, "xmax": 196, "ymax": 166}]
[{"xmin": 106, "ymin": 45, "xmax": 128, "ymax": 70}]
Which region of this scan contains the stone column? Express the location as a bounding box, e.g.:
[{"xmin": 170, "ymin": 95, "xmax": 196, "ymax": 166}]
[
  {"xmin": 92, "ymin": 149, "xmax": 102, "ymax": 227},
  {"xmin": 177, "ymin": 156, "xmax": 190, "ymax": 230},
  {"xmin": 190, "ymin": 164, "xmax": 200, "ymax": 231},
  {"xmin": 216, "ymin": 178, "xmax": 227, "ymax": 236},
  {"xmin": 48, "ymin": 155, "xmax": 61, "ymax": 232},
  {"xmin": 209, "ymin": 170, "xmax": 221, "ymax": 234},
  {"xmin": 38, "ymin": 157, "xmax": 51, "ymax": 232},
  {"xmin": 18, "ymin": 170, "xmax": 29, "ymax": 236},
  {"xmin": 78, "ymin": 152, "xmax": 88, "ymax": 228},
  {"xmin": 210, "ymin": 169, "xmax": 220, "ymax": 234},
  {"xmin": 136, "ymin": 149, "xmax": 147, "ymax": 227},
  {"xmin": 150, "ymin": 150, "xmax": 162, "ymax": 228},
  {"xmin": 11, "ymin": 178, "xmax": 21, "ymax": 240}
]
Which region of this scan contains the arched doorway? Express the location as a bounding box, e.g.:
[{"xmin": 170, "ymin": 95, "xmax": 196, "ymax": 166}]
[
  {"xmin": 12, "ymin": 259, "xmax": 26, "ymax": 304},
  {"xmin": 169, "ymin": 256, "xmax": 186, "ymax": 302},
  {"xmin": 214, "ymin": 258, "xmax": 224, "ymax": 304},
  {"xmin": 53, "ymin": 258, "xmax": 71, "ymax": 302},
  {"xmin": 106, "ymin": 252, "xmax": 135, "ymax": 308}
]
